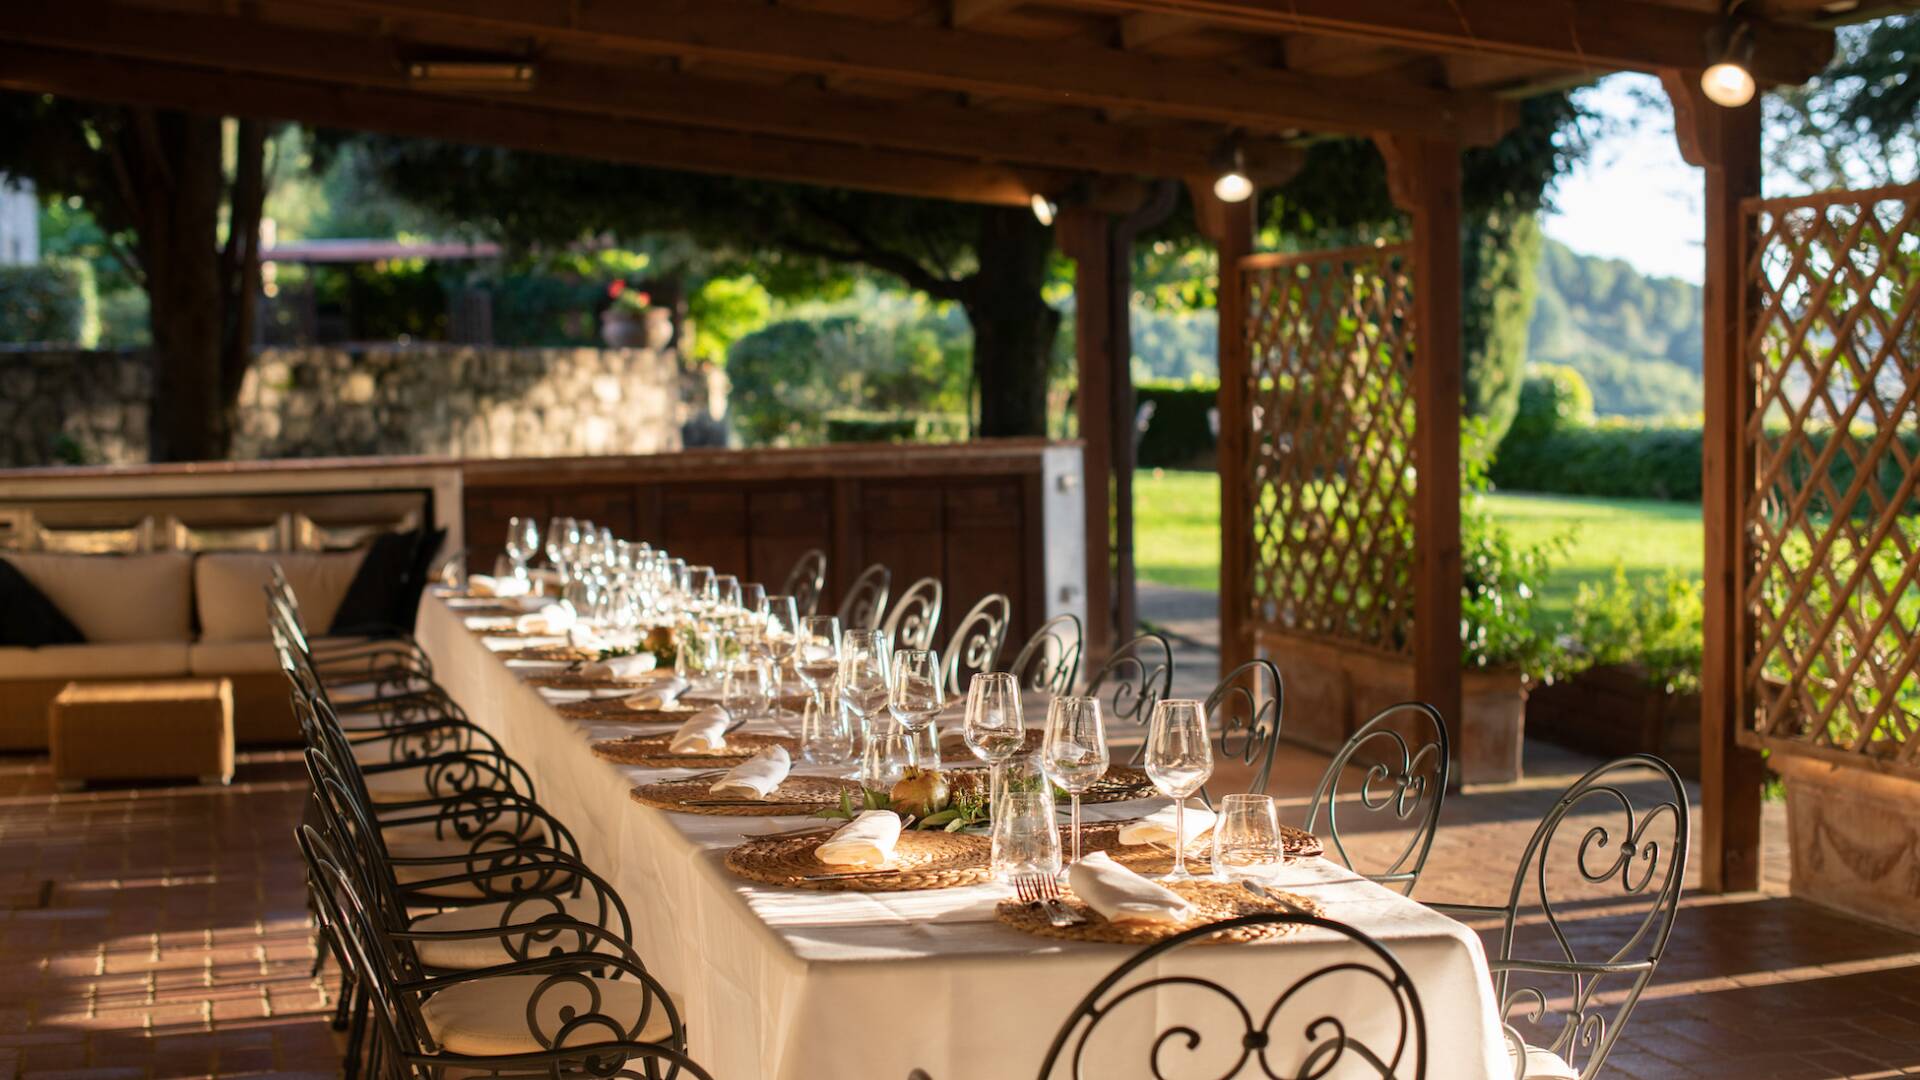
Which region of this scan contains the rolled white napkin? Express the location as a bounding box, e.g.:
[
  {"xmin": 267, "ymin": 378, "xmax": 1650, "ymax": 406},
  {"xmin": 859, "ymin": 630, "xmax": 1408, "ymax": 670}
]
[
  {"xmin": 515, "ymin": 603, "xmax": 576, "ymax": 635},
  {"xmin": 468, "ymin": 574, "xmax": 531, "ymax": 599},
  {"xmin": 580, "ymin": 652, "xmax": 658, "ymax": 680},
  {"xmin": 1068, "ymin": 851, "xmax": 1190, "ymax": 925},
  {"xmin": 668, "ymin": 707, "xmax": 730, "ymax": 753},
  {"xmin": 709, "ymin": 746, "xmax": 791, "ymax": 800},
  {"xmin": 1118, "ymin": 801, "xmax": 1218, "ymax": 849},
  {"xmin": 622, "ymin": 678, "xmax": 688, "ymax": 710},
  {"xmin": 815, "ymin": 810, "xmax": 902, "ymax": 867}
]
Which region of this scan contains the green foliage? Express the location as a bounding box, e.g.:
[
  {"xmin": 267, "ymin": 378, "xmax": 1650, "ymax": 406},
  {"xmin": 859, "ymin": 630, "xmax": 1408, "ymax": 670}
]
[
  {"xmin": 1461, "ymin": 205, "xmax": 1541, "ymax": 447},
  {"xmin": 0, "ymin": 258, "xmax": 99, "ymax": 346},
  {"xmin": 1492, "ymin": 419, "xmax": 1704, "ymax": 501},
  {"xmin": 823, "ymin": 412, "xmax": 968, "ymax": 444},
  {"xmin": 1508, "ymin": 364, "xmax": 1595, "ymax": 442},
  {"xmin": 686, "ymin": 275, "xmax": 772, "ymax": 367},
  {"xmin": 1460, "ymin": 466, "xmax": 1568, "ymax": 680},
  {"xmin": 1567, "ymin": 568, "xmax": 1704, "ymax": 694},
  {"xmin": 1768, "ymin": 15, "xmax": 1919, "ymax": 190},
  {"xmin": 1135, "ymin": 380, "xmax": 1218, "ymax": 469},
  {"xmin": 1530, "ymin": 237, "xmax": 1703, "ymax": 418},
  {"xmin": 489, "ymin": 270, "xmax": 606, "ymax": 347},
  {"xmin": 314, "ymin": 258, "xmax": 449, "ymax": 341}
]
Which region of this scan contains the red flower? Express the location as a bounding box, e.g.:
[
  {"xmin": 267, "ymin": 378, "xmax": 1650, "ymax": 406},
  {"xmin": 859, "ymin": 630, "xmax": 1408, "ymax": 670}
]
[{"xmin": 607, "ymin": 279, "xmax": 626, "ymax": 298}]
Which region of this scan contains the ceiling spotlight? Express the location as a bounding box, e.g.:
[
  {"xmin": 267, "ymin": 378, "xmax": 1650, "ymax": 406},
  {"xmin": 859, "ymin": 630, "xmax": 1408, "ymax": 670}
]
[
  {"xmin": 1701, "ymin": 1, "xmax": 1756, "ymax": 107},
  {"xmin": 1030, "ymin": 193, "xmax": 1058, "ymax": 226},
  {"xmin": 1211, "ymin": 142, "xmax": 1253, "ymax": 204},
  {"xmin": 407, "ymin": 61, "xmax": 537, "ymax": 91}
]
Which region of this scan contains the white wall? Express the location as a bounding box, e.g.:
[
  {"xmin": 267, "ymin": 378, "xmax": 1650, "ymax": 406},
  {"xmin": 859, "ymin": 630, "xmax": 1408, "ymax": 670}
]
[{"xmin": 0, "ymin": 176, "xmax": 39, "ymax": 266}]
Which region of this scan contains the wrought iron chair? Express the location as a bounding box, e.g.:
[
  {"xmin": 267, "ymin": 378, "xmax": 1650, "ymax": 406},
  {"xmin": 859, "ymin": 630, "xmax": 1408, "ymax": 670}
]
[
  {"xmin": 302, "ymin": 825, "xmax": 708, "ymax": 1080},
  {"xmin": 267, "ymin": 560, "xmax": 431, "ymax": 672},
  {"xmin": 1080, "ymin": 632, "xmax": 1174, "ymax": 753},
  {"xmin": 782, "ymin": 547, "xmax": 828, "ymax": 616},
  {"xmin": 1430, "ymin": 754, "xmax": 1689, "ymax": 1080},
  {"xmin": 1036, "ymin": 912, "xmax": 1427, "ymax": 1079},
  {"xmin": 1302, "ymin": 702, "xmax": 1450, "ymax": 897},
  {"xmin": 1196, "ymin": 658, "xmax": 1284, "ymax": 806},
  {"xmin": 940, "ymin": 593, "xmax": 1012, "ymax": 697},
  {"xmin": 835, "ymin": 562, "xmax": 892, "ymax": 631},
  {"xmin": 1007, "ymin": 613, "xmax": 1083, "ymax": 696},
  {"xmin": 882, "ymin": 576, "xmax": 944, "ymax": 651}
]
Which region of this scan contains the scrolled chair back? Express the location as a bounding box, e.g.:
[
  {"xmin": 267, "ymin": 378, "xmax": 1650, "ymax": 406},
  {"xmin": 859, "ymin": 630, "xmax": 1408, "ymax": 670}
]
[
  {"xmin": 1482, "ymin": 754, "xmax": 1689, "ymax": 1080},
  {"xmin": 1037, "ymin": 912, "xmax": 1426, "ymax": 1080},
  {"xmin": 940, "ymin": 593, "xmax": 1012, "ymax": 696},
  {"xmin": 1080, "ymin": 632, "xmax": 1174, "ymax": 751},
  {"xmin": 782, "ymin": 548, "xmax": 828, "ymax": 617},
  {"xmin": 1198, "ymin": 658, "xmax": 1284, "ymax": 805},
  {"xmin": 835, "ymin": 563, "xmax": 892, "ymax": 631},
  {"xmin": 1303, "ymin": 702, "xmax": 1450, "ymax": 897},
  {"xmin": 882, "ymin": 576, "xmax": 944, "ymax": 652},
  {"xmin": 1007, "ymin": 614, "xmax": 1083, "ymax": 697}
]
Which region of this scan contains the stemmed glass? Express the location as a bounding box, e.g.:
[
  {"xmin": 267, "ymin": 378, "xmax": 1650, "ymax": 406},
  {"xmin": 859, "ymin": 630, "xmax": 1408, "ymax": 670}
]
[
  {"xmin": 887, "ymin": 649, "xmax": 945, "ymax": 768},
  {"xmin": 963, "ymin": 672, "xmax": 1026, "ymax": 828},
  {"xmin": 799, "ymin": 674, "xmax": 857, "ymax": 769},
  {"xmin": 764, "ymin": 595, "xmax": 801, "ymax": 717},
  {"xmin": 741, "ymin": 583, "xmax": 769, "ymax": 622},
  {"xmin": 1144, "ymin": 699, "xmax": 1214, "ymax": 882},
  {"xmin": 836, "ymin": 630, "xmax": 892, "ymax": 754},
  {"xmin": 544, "ymin": 516, "xmax": 569, "ymax": 570},
  {"xmin": 1042, "ymin": 696, "xmax": 1109, "ymax": 865},
  {"xmin": 504, "ymin": 517, "xmax": 539, "ymax": 581},
  {"xmin": 714, "ymin": 574, "xmax": 744, "ymax": 616}
]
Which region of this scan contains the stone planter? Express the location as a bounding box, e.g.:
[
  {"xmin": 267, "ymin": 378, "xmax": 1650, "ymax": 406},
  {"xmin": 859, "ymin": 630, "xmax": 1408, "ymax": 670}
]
[
  {"xmin": 1259, "ymin": 630, "xmax": 1527, "ymax": 784},
  {"xmin": 642, "ymin": 306, "xmax": 675, "ymax": 350},
  {"xmin": 600, "ymin": 310, "xmax": 646, "ymax": 349},
  {"xmin": 1776, "ymin": 753, "xmax": 1920, "ymax": 934},
  {"xmin": 1526, "ymin": 663, "xmax": 1700, "ymax": 778}
]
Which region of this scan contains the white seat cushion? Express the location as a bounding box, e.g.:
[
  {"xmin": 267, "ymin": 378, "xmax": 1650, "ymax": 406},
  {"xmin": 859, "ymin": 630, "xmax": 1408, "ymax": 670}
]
[
  {"xmin": 0, "ymin": 643, "xmax": 191, "ymax": 680},
  {"xmin": 195, "ymin": 550, "xmax": 367, "ymax": 642},
  {"xmin": 1511, "ymin": 1043, "xmax": 1578, "ymax": 1080},
  {"xmin": 2, "ymin": 552, "xmax": 193, "ymax": 642},
  {"xmin": 409, "ymin": 894, "xmax": 620, "ymax": 970},
  {"xmin": 420, "ymin": 976, "xmax": 680, "ymax": 1056}
]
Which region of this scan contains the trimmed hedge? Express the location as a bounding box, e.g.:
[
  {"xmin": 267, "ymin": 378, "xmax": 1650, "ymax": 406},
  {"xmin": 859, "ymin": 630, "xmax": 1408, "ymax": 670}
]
[
  {"xmin": 0, "ymin": 259, "xmax": 99, "ymax": 347},
  {"xmin": 1492, "ymin": 420, "xmax": 1704, "ymax": 500},
  {"xmin": 823, "ymin": 411, "xmax": 968, "ymax": 445},
  {"xmin": 1135, "ymin": 381, "xmax": 1218, "ymax": 469}
]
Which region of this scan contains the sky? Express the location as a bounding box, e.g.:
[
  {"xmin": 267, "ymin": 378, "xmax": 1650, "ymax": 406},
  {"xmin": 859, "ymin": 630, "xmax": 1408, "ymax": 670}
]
[{"xmin": 1539, "ymin": 74, "xmax": 1707, "ymax": 284}]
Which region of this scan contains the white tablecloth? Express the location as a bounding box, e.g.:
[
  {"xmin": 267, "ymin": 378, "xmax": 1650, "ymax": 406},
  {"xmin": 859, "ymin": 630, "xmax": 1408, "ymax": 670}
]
[{"xmin": 416, "ymin": 593, "xmax": 1508, "ymax": 1079}]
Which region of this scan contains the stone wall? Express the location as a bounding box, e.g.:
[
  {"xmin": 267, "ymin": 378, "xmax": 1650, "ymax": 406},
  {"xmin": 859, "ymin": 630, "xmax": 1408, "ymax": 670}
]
[{"xmin": 0, "ymin": 344, "xmax": 716, "ymax": 467}]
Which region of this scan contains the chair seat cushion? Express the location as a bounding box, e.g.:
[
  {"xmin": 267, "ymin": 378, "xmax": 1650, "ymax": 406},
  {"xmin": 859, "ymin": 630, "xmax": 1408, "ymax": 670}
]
[
  {"xmin": 2, "ymin": 552, "xmax": 192, "ymax": 643},
  {"xmin": 420, "ymin": 976, "xmax": 679, "ymax": 1057},
  {"xmin": 196, "ymin": 550, "xmax": 367, "ymax": 643},
  {"xmin": 0, "ymin": 643, "xmax": 191, "ymax": 680},
  {"xmin": 1512, "ymin": 1043, "xmax": 1578, "ymax": 1080},
  {"xmin": 409, "ymin": 895, "xmax": 621, "ymax": 970}
]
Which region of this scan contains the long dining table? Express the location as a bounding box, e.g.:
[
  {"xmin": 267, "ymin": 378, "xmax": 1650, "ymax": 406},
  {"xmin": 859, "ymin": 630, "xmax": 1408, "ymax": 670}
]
[{"xmin": 415, "ymin": 590, "xmax": 1511, "ymax": 1079}]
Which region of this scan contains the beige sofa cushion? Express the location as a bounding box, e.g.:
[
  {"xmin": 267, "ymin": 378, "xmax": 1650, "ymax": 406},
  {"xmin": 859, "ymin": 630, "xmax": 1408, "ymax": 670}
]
[
  {"xmin": 188, "ymin": 640, "xmax": 282, "ymax": 676},
  {"xmin": 1, "ymin": 553, "xmax": 193, "ymax": 642},
  {"xmin": 195, "ymin": 550, "xmax": 368, "ymax": 643},
  {"xmin": 0, "ymin": 642, "xmax": 191, "ymax": 680}
]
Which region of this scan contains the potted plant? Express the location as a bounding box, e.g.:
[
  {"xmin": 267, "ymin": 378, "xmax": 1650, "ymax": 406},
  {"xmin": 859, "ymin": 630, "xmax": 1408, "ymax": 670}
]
[{"xmin": 600, "ymin": 281, "xmax": 674, "ymax": 349}]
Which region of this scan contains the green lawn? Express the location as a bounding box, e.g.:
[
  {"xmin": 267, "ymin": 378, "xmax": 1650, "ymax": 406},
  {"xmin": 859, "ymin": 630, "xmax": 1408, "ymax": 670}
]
[{"xmin": 1134, "ymin": 470, "xmax": 1703, "ymax": 622}]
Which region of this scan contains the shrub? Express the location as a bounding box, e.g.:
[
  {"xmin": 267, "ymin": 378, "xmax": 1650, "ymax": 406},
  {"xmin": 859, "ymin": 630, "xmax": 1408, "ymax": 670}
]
[
  {"xmin": 1507, "ymin": 363, "xmax": 1593, "ymax": 442},
  {"xmin": 1566, "ymin": 568, "xmax": 1704, "ymax": 694},
  {"xmin": 1460, "ymin": 485, "xmax": 1569, "ymax": 682},
  {"xmin": 1492, "ymin": 419, "xmax": 1705, "ymax": 500},
  {"xmin": 1135, "ymin": 380, "xmax": 1218, "ymax": 469},
  {"xmin": 822, "ymin": 411, "xmax": 967, "ymax": 444},
  {"xmin": 0, "ymin": 258, "xmax": 99, "ymax": 346}
]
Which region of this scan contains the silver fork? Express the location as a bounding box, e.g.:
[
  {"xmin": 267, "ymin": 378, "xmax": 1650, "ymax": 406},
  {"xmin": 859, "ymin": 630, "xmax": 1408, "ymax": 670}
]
[{"xmin": 1014, "ymin": 873, "xmax": 1085, "ymax": 927}]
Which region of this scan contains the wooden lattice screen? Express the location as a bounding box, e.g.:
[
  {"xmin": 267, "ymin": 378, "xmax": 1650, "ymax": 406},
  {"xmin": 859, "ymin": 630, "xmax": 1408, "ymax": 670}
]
[
  {"xmin": 1239, "ymin": 243, "xmax": 1417, "ymax": 653},
  {"xmin": 1741, "ymin": 181, "xmax": 1920, "ymax": 776}
]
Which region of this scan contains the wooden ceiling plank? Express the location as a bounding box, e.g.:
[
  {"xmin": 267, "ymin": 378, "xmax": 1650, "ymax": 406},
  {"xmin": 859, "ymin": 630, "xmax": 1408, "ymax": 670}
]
[
  {"xmin": 950, "ymin": 0, "xmax": 1025, "ymax": 27},
  {"xmin": 255, "ymin": 0, "xmax": 1514, "ymax": 142},
  {"xmin": 0, "ymin": 0, "xmax": 1303, "ymax": 180},
  {"xmin": 1118, "ymin": 11, "xmax": 1202, "ymax": 48}
]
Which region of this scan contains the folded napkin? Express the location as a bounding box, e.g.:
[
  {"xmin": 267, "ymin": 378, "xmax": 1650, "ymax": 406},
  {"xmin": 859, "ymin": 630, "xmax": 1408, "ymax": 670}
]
[
  {"xmin": 668, "ymin": 707, "xmax": 730, "ymax": 753},
  {"xmin": 710, "ymin": 746, "xmax": 791, "ymax": 800},
  {"xmin": 581, "ymin": 652, "xmax": 658, "ymax": 680},
  {"xmin": 1068, "ymin": 851, "xmax": 1190, "ymax": 925},
  {"xmin": 1118, "ymin": 801, "xmax": 1218, "ymax": 849},
  {"xmin": 468, "ymin": 574, "xmax": 531, "ymax": 599},
  {"xmin": 515, "ymin": 603, "xmax": 576, "ymax": 635},
  {"xmin": 815, "ymin": 810, "xmax": 902, "ymax": 867},
  {"xmin": 621, "ymin": 678, "xmax": 688, "ymax": 710}
]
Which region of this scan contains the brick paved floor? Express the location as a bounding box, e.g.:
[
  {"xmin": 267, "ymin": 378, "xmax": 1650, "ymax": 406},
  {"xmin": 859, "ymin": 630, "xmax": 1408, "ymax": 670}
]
[{"xmin": 3, "ymin": 737, "xmax": 1918, "ymax": 1079}]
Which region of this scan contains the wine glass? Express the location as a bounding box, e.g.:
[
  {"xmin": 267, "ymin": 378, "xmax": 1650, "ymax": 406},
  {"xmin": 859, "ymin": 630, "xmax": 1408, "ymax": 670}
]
[
  {"xmin": 836, "ymin": 630, "xmax": 892, "ymax": 746},
  {"xmin": 764, "ymin": 595, "xmax": 802, "ymax": 716},
  {"xmin": 741, "ymin": 583, "xmax": 769, "ymax": 621},
  {"xmin": 800, "ymin": 675, "xmax": 856, "ymax": 768},
  {"xmin": 1144, "ymin": 698, "xmax": 1213, "ymax": 882},
  {"xmin": 887, "ymin": 649, "xmax": 944, "ymax": 768},
  {"xmin": 793, "ymin": 615, "xmax": 842, "ymax": 702},
  {"xmin": 1212, "ymin": 794, "xmax": 1282, "ymax": 882},
  {"xmin": 991, "ymin": 756, "xmax": 1061, "ymax": 883},
  {"xmin": 544, "ymin": 516, "xmax": 567, "ymax": 568},
  {"xmin": 714, "ymin": 574, "xmax": 743, "ymax": 615},
  {"xmin": 722, "ymin": 654, "xmax": 771, "ymax": 722},
  {"xmin": 1042, "ymin": 696, "xmax": 1109, "ymax": 864},
  {"xmin": 504, "ymin": 517, "xmax": 538, "ymax": 581},
  {"xmin": 963, "ymin": 672, "xmax": 1026, "ymax": 828}
]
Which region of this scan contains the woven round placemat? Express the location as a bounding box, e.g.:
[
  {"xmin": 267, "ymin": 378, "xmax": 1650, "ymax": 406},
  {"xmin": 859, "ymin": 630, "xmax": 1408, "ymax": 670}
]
[
  {"xmin": 555, "ymin": 698, "xmax": 702, "ymax": 723},
  {"xmin": 464, "ymin": 616, "xmax": 538, "ymax": 635},
  {"xmin": 939, "ymin": 765, "xmax": 1157, "ymax": 805},
  {"xmin": 592, "ymin": 733, "xmax": 797, "ymax": 768},
  {"xmin": 629, "ymin": 774, "xmax": 863, "ymax": 816},
  {"xmin": 724, "ymin": 829, "xmax": 991, "ymax": 891},
  {"xmin": 1071, "ymin": 820, "xmax": 1324, "ymax": 876},
  {"xmin": 682, "ymin": 691, "xmax": 812, "ymax": 714},
  {"xmin": 522, "ymin": 669, "xmax": 665, "ymax": 691},
  {"xmin": 995, "ymin": 879, "xmax": 1323, "ymax": 946},
  {"xmin": 497, "ymin": 643, "xmax": 601, "ymax": 664}
]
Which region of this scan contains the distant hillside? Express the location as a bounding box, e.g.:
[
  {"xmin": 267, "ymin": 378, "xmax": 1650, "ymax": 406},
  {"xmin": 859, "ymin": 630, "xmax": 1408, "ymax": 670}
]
[{"xmin": 1529, "ymin": 238, "xmax": 1704, "ymax": 418}]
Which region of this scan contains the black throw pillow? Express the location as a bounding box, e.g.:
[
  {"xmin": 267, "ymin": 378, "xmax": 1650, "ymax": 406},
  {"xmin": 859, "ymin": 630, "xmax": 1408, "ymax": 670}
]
[
  {"xmin": 329, "ymin": 526, "xmax": 446, "ymax": 636},
  {"xmin": 0, "ymin": 556, "xmax": 86, "ymax": 646}
]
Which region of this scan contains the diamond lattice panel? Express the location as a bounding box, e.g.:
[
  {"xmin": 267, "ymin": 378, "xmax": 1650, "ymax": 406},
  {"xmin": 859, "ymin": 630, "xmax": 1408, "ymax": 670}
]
[{"xmin": 1241, "ymin": 245, "xmax": 1416, "ymax": 654}]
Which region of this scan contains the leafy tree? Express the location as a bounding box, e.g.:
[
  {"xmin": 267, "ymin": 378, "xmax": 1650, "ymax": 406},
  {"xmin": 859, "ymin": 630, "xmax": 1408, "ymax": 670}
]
[
  {"xmin": 1530, "ymin": 237, "xmax": 1705, "ymax": 417},
  {"xmin": 1768, "ymin": 15, "xmax": 1918, "ymax": 189},
  {"xmin": 0, "ymin": 95, "xmax": 273, "ymax": 460}
]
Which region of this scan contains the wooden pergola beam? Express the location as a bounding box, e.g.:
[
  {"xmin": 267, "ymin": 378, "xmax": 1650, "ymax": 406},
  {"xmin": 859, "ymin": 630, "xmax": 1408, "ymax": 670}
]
[
  {"xmin": 0, "ymin": 45, "xmax": 1083, "ymax": 208},
  {"xmin": 0, "ymin": 0, "xmax": 1304, "ymax": 184},
  {"xmin": 263, "ymin": 0, "xmax": 1516, "ymax": 143},
  {"xmin": 1074, "ymin": 0, "xmax": 1834, "ymax": 85}
]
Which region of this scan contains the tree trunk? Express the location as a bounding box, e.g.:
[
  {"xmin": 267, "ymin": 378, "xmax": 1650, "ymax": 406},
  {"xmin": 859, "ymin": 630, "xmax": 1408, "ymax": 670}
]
[{"xmin": 965, "ymin": 206, "xmax": 1060, "ymax": 438}]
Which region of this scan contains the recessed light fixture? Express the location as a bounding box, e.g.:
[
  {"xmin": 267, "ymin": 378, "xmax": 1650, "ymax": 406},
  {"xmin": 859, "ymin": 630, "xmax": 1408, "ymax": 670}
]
[{"xmin": 407, "ymin": 61, "xmax": 537, "ymax": 91}]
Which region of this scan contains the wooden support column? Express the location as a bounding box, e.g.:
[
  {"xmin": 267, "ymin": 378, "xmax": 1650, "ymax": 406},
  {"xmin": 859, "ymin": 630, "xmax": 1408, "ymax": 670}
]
[
  {"xmin": 1060, "ymin": 207, "xmax": 1118, "ymax": 664},
  {"xmin": 1664, "ymin": 71, "xmax": 1764, "ymax": 893},
  {"xmin": 1190, "ymin": 180, "xmax": 1257, "ymax": 675},
  {"xmin": 1379, "ymin": 135, "xmax": 1464, "ymax": 786}
]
